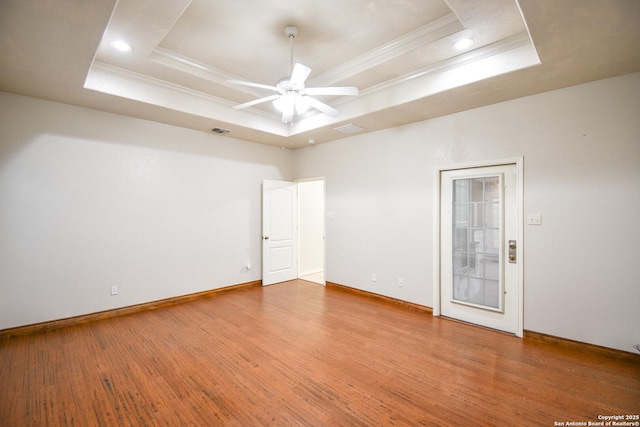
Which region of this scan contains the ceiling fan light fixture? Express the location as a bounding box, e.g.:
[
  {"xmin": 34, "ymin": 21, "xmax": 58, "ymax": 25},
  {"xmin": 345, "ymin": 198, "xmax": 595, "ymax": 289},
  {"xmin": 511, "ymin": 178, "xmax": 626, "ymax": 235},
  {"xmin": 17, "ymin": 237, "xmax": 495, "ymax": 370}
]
[
  {"xmin": 273, "ymin": 92, "xmax": 308, "ymax": 115},
  {"xmin": 273, "ymin": 92, "xmax": 294, "ymax": 113},
  {"xmin": 272, "ymin": 97, "xmax": 284, "ymax": 112},
  {"xmin": 295, "ymin": 96, "xmax": 309, "ymax": 114}
]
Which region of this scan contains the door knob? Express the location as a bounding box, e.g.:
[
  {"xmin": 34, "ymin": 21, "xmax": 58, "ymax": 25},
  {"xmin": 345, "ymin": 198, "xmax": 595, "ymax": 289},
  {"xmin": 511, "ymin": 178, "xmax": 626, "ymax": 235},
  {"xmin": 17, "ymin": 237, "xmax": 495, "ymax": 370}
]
[
  {"xmin": 263, "ymin": 236, "xmax": 269, "ymax": 240},
  {"xmin": 509, "ymin": 254, "xmax": 516, "ymax": 261}
]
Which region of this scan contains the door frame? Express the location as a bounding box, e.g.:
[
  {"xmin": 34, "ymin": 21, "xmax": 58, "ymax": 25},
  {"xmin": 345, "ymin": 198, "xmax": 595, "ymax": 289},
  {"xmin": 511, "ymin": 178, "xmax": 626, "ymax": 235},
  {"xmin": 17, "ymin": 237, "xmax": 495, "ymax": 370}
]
[
  {"xmin": 433, "ymin": 157, "xmax": 524, "ymax": 337},
  {"xmin": 261, "ymin": 177, "xmax": 326, "ymax": 286}
]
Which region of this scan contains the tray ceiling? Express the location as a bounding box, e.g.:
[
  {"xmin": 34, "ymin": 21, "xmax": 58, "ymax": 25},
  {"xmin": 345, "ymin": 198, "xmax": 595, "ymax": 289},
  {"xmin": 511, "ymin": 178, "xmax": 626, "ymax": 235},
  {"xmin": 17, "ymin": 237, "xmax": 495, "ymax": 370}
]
[{"xmin": 1, "ymin": 0, "xmax": 639, "ymax": 148}]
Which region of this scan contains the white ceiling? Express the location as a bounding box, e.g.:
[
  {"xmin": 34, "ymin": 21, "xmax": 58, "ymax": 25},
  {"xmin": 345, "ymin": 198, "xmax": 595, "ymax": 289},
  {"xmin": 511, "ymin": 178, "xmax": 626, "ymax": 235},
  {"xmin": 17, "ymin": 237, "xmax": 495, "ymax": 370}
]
[{"xmin": 1, "ymin": 0, "xmax": 639, "ymax": 149}]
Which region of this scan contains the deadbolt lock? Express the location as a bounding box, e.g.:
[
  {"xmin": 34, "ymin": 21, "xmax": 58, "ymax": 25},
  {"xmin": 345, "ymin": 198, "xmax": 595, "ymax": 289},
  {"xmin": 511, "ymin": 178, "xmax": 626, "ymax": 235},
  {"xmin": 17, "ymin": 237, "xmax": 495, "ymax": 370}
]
[{"xmin": 508, "ymin": 240, "xmax": 517, "ymax": 263}]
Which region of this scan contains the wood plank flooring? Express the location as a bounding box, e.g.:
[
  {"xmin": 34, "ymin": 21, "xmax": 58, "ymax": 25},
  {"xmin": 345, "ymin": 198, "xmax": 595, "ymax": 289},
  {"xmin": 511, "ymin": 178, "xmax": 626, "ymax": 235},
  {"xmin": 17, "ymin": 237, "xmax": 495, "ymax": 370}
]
[{"xmin": 1, "ymin": 280, "xmax": 638, "ymax": 426}]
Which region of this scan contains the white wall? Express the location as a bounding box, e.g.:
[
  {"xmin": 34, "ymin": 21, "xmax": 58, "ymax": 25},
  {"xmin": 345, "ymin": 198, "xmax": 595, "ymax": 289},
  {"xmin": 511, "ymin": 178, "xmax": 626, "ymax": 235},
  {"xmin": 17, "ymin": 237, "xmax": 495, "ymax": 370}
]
[
  {"xmin": 0, "ymin": 92, "xmax": 293, "ymax": 329},
  {"xmin": 297, "ymin": 179, "xmax": 325, "ymax": 276},
  {"xmin": 294, "ymin": 72, "xmax": 640, "ymax": 353},
  {"xmin": 2, "ymin": 73, "xmax": 639, "ymax": 353}
]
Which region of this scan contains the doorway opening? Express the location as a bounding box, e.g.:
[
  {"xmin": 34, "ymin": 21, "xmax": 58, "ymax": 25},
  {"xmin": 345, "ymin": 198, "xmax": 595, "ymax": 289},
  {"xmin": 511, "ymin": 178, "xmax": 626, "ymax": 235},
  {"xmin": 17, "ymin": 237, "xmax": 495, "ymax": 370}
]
[
  {"xmin": 297, "ymin": 178, "xmax": 325, "ymax": 285},
  {"xmin": 261, "ymin": 178, "xmax": 325, "ymax": 286}
]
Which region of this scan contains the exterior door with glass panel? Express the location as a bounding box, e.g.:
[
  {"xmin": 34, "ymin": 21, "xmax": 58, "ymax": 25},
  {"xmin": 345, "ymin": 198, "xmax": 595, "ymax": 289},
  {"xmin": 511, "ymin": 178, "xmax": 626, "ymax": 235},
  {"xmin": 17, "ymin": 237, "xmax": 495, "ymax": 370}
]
[{"xmin": 440, "ymin": 165, "xmax": 519, "ymax": 334}]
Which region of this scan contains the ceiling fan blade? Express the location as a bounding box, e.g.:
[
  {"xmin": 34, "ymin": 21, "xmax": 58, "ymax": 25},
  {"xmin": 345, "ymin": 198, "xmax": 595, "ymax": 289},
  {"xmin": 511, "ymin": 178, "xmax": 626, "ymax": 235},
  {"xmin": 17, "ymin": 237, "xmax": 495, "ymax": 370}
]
[
  {"xmin": 226, "ymin": 79, "xmax": 279, "ymax": 92},
  {"xmin": 305, "ymin": 86, "xmax": 359, "ymax": 96},
  {"xmin": 304, "ymin": 96, "xmax": 340, "ymax": 117},
  {"xmin": 233, "ymin": 94, "xmax": 280, "ymax": 110},
  {"xmin": 290, "ymin": 63, "xmax": 311, "ymax": 86}
]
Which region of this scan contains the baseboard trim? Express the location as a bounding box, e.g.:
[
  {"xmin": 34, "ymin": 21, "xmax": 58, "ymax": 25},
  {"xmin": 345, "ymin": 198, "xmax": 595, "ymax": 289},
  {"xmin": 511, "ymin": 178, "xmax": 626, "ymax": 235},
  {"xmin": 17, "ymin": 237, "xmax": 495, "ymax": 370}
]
[
  {"xmin": 326, "ymin": 281, "xmax": 433, "ymax": 315},
  {"xmin": 326, "ymin": 282, "xmax": 638, "ymax": 361},
  {"xmin": 4, "ymin": 280, "xmax": 637, "ymax": 363},
  {"xmin": 524, "ymin": 330, "xmax": 640, "ymax": 363},
  {"xmin": 0, "ymin": 280, "xmax": 262, "ymax": 340}
]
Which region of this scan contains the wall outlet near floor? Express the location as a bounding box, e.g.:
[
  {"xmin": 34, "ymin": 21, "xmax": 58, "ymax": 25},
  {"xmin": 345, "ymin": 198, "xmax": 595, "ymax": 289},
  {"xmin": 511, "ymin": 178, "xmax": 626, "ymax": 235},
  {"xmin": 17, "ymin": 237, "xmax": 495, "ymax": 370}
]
[
  {"xmin": 371, "ymin": 273, "xmax": 377, "ymax": 282},
  {"xmin": 110, "ymin": 285, "xmax": 118, "ymax": 296},
  {"xmin": 398, "ymin": 278, "xmax": 404, "ymax": 287}
]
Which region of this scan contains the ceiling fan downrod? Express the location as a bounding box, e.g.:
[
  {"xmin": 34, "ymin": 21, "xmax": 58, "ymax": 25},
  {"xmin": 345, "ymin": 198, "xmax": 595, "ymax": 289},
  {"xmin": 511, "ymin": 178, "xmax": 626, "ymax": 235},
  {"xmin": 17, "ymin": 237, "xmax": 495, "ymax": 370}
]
[{"xmin": 285, "ymin": 26, "xmax": 298, "ymax": 74}]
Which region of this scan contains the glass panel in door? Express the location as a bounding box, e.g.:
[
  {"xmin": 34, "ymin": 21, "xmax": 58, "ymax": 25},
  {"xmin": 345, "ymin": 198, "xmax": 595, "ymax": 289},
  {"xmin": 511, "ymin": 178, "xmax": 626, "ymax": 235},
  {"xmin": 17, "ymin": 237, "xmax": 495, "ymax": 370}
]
[{"xmin": 451, "ymin": 175, "xmax": 503, "ymax": 311}]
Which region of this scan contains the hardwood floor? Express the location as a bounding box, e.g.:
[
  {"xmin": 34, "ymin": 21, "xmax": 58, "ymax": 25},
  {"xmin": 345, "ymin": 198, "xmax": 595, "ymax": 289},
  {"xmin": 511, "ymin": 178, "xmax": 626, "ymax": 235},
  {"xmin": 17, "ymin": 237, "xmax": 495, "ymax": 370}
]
[{"xmin": 1, "ymin": 280, "xmax": 638, "ymax": 426}]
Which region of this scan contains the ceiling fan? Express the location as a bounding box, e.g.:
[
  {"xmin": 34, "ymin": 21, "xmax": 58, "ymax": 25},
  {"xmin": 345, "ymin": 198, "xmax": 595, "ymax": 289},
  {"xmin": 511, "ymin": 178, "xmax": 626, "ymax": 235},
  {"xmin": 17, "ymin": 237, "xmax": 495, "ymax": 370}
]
[{"xmin": 227, "ymin": 26, "xmax": 359, "ymax": 124}]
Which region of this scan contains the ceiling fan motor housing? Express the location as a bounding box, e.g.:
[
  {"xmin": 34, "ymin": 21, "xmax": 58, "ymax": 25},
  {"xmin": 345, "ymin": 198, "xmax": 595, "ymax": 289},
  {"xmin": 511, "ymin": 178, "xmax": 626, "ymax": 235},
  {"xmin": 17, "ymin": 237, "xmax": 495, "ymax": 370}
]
[{"xmin": 276, "ymin": 77, "xmax": 303, "ymax": 95}]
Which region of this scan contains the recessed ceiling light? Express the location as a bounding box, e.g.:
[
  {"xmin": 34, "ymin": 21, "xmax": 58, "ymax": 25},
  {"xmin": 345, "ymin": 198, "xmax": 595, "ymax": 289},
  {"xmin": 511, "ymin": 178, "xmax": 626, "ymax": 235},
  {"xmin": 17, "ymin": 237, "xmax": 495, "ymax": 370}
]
[
  {"xmin": 453, "ymin": 38, "xmax": 474, "ymax": 51},
  {"xmin": 111, "ymin": 40, "xmax": 133, "ymax": 52}
]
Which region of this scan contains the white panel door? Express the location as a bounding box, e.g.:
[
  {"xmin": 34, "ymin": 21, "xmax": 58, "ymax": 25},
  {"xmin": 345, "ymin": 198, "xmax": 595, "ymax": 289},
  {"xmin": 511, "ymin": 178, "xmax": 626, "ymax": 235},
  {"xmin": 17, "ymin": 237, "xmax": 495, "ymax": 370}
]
[
  {"xmin": 262, "ymin": 180, "xmax": 297, "ymax": 286},
  {"xmin": 440, "ymin": 165, "xmax": 520, "ymax": 334}
]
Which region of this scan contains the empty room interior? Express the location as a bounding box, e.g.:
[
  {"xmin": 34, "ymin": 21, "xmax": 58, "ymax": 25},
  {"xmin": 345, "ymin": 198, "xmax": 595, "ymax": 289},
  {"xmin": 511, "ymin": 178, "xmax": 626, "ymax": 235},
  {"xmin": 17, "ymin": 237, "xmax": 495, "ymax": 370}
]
[{"xmin": 1, "ymin": 0, "xmax": 639, "ymax": 425}]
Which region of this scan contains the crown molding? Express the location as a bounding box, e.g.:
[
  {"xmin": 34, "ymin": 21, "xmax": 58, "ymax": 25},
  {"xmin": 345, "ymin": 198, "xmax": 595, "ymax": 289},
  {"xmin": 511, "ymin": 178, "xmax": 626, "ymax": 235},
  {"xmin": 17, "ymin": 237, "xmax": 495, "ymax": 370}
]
[
  {"xmin": 148, "ymin": 13, "xmax": 463, "ymax": 94},
  {"xmin": 149, "ymin": 47, "xmax": 266, "ymax": 95},
  {"xmin": 361, "ymin": 31, "xmax": 537, "ymax": 96},
  {"xmin": 310, "ymin": 13, "xmax": 463, "ymax": 87},
  {"xmin": 84, "ymin": 61, "xmax": 288, "ymax": 136}
]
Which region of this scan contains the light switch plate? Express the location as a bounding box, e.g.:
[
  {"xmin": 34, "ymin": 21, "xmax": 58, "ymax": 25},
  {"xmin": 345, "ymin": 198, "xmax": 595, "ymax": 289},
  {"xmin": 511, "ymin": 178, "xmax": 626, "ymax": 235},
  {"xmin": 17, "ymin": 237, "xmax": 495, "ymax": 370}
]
[{"xmin": 528, "ymin": 213, "xmax": 542, "ymax": 225}]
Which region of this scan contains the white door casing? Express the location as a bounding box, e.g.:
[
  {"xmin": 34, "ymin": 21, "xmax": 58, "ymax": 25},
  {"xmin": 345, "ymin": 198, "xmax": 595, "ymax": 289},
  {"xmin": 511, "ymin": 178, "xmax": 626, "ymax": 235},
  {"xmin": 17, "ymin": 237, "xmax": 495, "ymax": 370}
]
[
  {"xmin": 434, "ymin": 159, "xmax": 524, "ymax": 336},
  {"xmin": 262, "ymin": 180, "xmax": 298, "ymax": 286}
]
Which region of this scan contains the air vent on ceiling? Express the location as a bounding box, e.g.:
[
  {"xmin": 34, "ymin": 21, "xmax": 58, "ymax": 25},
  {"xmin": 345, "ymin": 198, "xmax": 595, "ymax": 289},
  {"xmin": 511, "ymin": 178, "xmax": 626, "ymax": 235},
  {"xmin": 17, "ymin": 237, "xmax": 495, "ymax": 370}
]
[
  {"xmin": 211, "ymin": 127, "xmax": 230, "ymax": 135},
  {"xmin": 334, "ymin": 123, "xmax": 365, "ymax": 134}
]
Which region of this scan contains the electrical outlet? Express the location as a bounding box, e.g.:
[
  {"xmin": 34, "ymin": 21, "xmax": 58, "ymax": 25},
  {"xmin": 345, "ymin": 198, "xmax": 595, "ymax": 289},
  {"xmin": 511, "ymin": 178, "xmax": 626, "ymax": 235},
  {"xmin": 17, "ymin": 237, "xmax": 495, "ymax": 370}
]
[
  {"xmin": 371, "ymin": 273, "xmax": 377, "ymax": 282},
  {"xmin": 398, "ymin": 278, "xmax": 404, "ymax": 287},
  {"xmin": 110, "ymin": 285, "xmax": 118, "ymax": 296}
]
